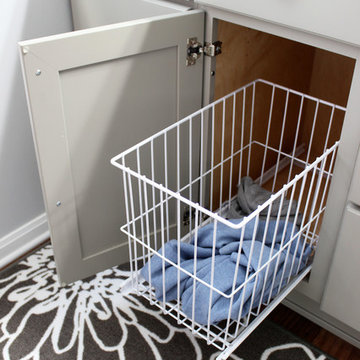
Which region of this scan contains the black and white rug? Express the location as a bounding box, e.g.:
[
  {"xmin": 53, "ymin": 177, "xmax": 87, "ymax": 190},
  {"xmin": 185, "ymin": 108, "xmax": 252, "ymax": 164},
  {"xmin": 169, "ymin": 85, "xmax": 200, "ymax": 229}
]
[{"xmin": 0, "ymin": 244, "xmax": 331, "ymax": 360}]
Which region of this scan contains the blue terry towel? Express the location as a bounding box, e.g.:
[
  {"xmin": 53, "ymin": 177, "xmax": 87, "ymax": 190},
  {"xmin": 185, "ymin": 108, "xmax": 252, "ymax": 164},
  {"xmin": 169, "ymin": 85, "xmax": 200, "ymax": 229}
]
[{"xmin": 140, "ymin": 217, "xmax": 311, "ymax": 325}]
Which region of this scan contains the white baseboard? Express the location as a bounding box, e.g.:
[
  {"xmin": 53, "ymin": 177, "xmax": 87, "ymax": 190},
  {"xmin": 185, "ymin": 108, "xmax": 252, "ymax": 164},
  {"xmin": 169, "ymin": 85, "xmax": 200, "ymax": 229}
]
[{"xmin": 0, "ymin": 213, "xmax": 50, "ymax": 269}]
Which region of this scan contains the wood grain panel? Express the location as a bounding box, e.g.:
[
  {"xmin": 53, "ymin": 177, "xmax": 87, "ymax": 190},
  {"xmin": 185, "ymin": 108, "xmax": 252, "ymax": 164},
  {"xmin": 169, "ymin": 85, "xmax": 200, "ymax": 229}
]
[
  {"xmin": 212, "ymin": 20, "xmax": 355, "ymax": 213},
  {"xmin": 214, "ymin": 20, "xmax": 316, "ymax": 100},
  {"xmin": 299, "ymin": 50, "xmax": 355, "ymax": 160},
  {"xmin": 212, "ymin": 20, "xmax": 316, "ymax": 210}
]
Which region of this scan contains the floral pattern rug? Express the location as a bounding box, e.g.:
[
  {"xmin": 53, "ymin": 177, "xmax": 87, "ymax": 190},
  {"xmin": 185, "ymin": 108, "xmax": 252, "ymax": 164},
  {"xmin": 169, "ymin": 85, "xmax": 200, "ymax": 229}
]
[{"xmin": 0, "ymin": 244, "xmax": 330, "ymax": 360}]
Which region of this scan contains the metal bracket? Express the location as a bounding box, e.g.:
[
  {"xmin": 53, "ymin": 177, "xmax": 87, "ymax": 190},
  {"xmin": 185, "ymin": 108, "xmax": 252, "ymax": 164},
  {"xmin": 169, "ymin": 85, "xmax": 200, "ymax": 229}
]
[
  {"xmin": 186, "ymin": 38, "xmax": 222, "ymax": 66},
  {"xmin": 203, "ymin": 41, "xmax": 222, "ymax": 57},
  {"xmin": 186, "ymin": 37, "xmax": 202, "ymax": 66}
]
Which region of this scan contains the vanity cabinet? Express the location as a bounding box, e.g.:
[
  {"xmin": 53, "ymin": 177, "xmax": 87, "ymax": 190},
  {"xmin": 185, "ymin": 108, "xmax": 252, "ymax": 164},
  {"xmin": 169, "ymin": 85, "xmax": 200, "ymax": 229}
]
[{"xmin": 19, "ymin": 0, "xmax": 360, "ymax": 349}]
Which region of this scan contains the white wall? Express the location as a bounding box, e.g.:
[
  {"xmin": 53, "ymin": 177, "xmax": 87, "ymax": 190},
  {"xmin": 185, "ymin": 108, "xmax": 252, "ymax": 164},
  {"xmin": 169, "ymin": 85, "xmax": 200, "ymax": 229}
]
[{"xmin": 0, "ymin": 0, "xmax": 73, "ymax": 266}]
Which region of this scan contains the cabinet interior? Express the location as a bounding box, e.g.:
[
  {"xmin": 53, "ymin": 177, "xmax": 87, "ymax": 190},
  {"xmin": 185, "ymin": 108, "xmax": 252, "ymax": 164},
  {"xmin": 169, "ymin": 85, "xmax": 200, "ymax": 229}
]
[{"xmin": 211, "ymin": 20, "xmax": 356, "ymax": 236}]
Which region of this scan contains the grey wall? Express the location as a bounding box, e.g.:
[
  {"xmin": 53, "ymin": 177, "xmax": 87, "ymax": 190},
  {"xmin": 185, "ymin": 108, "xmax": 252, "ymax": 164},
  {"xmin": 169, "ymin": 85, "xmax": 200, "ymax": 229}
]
[{"xmin": 0, "ymin": 0, "xmax": 73, "ymax": 256}]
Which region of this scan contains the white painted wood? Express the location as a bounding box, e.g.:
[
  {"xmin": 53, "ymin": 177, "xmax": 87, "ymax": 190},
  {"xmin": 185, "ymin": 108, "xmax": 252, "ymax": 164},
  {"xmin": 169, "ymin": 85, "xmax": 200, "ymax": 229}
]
[
  {"xmin": 19, "ymin": 10, "xmax": 204, "ymax": 284},
  {"xmin": 321, "ymin": 204, "xmax": 360, "ymax": 331},
  {"xmin": 295, "ymin": 55, "xmax": 360, "ymax": 303},
  {"xmin": 348, "ymin": 147, "xmax": 360, "ymax": 207},
  {"xmin": 0, "ymin": 213, "xmax": 49, "ymax": 269},
  {"xmin": 195, "ymin": 0, "xmax": 360, "ymax": 47},
  {"xmin": 198, "ymin": 4, "xmax": 360, "ymax": 57},
  {"xmin": 202, "ymin": 4, "xmax": 360, "ymax": 306},
  {"xmin": 71, "ymin": 0, "xmax": 191, "ymax": 30}
]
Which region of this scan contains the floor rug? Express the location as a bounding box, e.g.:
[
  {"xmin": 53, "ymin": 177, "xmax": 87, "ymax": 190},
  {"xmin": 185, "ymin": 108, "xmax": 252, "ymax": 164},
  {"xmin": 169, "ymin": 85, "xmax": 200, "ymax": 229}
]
[{"xmin": 0, "ymin": 244, "xmax": 332, "ymax": 360}]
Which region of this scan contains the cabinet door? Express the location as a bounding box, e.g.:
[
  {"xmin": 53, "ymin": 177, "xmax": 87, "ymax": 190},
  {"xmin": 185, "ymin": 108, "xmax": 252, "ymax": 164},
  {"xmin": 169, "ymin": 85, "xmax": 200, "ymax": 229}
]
[
  {"xmin": 321, "ymin": 204, "xmax": 360, "ymax": 331},
  {"xmin": 19, "ymin": 10, "xmax": 204, "ymax": 284}
]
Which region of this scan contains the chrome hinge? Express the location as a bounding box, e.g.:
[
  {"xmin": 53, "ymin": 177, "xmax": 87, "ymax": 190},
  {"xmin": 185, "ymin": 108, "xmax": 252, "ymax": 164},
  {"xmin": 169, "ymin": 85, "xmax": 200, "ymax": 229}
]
[{"xmin": 186, "ymin": 37, "xmax": 222, "ymax": 66}]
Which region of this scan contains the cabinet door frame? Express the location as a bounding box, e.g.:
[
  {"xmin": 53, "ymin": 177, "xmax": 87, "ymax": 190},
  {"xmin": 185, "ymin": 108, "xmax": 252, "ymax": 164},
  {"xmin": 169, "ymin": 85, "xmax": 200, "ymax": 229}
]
[
  {"xmin": 19, "ymin": 10, "xmax": 204, "ymax": 284},
  {"xmin": 202, "ymin": 4, "xmax": 360, "ymax": 303}
]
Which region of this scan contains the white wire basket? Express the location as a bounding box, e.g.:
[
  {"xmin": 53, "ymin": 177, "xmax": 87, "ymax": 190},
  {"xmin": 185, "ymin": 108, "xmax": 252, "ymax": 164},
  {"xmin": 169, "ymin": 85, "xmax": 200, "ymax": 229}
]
[{"xmin": 111, "ymin": 79, "xmax": 346, "ymax": 359}]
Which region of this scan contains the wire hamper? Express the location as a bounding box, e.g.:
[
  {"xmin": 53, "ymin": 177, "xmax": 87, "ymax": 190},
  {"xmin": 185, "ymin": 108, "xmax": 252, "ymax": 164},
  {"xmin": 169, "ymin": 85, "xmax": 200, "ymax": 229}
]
[{"xmin": 111, "ymin": 79, "xmax": 346, "ymax": 359}]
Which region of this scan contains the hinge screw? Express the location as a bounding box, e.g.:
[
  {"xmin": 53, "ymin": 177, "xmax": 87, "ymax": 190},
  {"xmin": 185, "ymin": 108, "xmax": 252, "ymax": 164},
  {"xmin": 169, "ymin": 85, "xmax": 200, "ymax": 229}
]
[
  {"xmin": 56, "ymin": 201, "xmax": 61, "ymax": 207},
  {"xmin": 35, "ymin": 69, "xmax": 41, "ymax": 76},
  {"xmin": 211, "ymin": 71, "xmax": 215, "ymax": 76}
]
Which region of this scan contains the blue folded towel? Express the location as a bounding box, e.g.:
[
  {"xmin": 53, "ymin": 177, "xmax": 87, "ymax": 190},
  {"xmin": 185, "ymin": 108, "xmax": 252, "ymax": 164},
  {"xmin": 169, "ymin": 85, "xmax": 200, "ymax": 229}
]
[{"xmin": 141, "ymin": 217, "xmax": 311, "ymax": 325}]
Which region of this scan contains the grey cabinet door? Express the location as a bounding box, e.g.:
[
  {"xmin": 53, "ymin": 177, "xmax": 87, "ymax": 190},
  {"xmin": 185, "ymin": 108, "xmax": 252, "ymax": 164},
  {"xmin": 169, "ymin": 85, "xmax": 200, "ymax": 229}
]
[{"xmin": 19, "ymin": 10, "xmax": 204, "ymax": 284}]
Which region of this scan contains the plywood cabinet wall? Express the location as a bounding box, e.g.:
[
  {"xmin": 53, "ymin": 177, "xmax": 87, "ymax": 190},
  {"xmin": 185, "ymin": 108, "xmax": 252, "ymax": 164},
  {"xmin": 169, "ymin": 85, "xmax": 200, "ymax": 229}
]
[
  {"xmin": 214, "ymin": 21, "xmax": 355, "ymax": 105},
  {"xmin": 212, "ymin": 20, "xmax": 355, "ymax": 208}
]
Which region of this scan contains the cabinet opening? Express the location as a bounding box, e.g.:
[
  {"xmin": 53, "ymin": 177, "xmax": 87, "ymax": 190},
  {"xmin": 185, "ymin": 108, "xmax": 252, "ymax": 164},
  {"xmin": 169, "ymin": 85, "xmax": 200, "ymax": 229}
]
[
  {"xmin": 212, "ymin": 20, "xmax": 356, "ymax": 276},
  {"xmin": 110, "ymin": 19, "xmax": 356, "ymax": 355},
  {"xmin": 111, "ymin": 78, "xmax": 347, "ymax": 350}
]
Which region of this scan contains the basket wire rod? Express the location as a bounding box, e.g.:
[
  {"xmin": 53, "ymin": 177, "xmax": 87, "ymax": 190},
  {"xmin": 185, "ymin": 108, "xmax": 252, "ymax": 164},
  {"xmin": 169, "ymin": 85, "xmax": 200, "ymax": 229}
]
[
  {"xmin": 244, "ymin": 211, "xmax": 270, "ymax": 326},
  {"xmin": 114, "ymin": 143, "xmax": 339, "ymax": 233},
  {"xmin": 246, "ymin": 206, "xmax": 274, "ymax": 319},
  {"xmin": 215, "ymin": 265, "xmax": 312, "ymax": 360},
  {"xmin": 142, "ymin": 294, "xmax": 231, "ymax": 351},
  {"xmin": 272, "ymin": 90, "xmax": 290, "ymax": 192},
  {"xmin": 199, "ymin": 111, "xmax": 205, "ymax": 221},
  {"xmin": 150, "ymin": 140, "xmax": 158, "ymax": 251},
  {"xmin": 223, "ymin": 225, "xmax": 246, "ymax": 341},
  {"xmin": 126, "ymin": 201, "xmax": 324, "ymax": 324},
  {"xmin": 177, "ymin": 198, "xmax": 181, "ymax": 321},
  {"xmin": 206, "ymin": 219, "xmax": 218, "ymax": 344},
  {"xmin": 136, "ymin": 148, "xmax": 146, "ymax": 266},
  {"xmin": 253, "ymin": 141, "xmax": 333, "ymax": 179},
  {"xmin": 177, "ymin": 143, "xmax": 251, "ymax": 202},
  {"xmin": 274, "ymin": 183, "xmax": 298, "ymax": 296},
  {"xmin": 283, "ymin": 172, "xmax": 309, "ymax": 287},
  {"xmin": 121, "ymin": 204, "xmax": 324, "ymax": 302},
  {"xmin": 287, "ymin": 96, "xmax": 304, "ymax": 184},
  {"xmin": 323, "ymin": 106, "xmax": 336, "ymax": 154},
  {"xmin": 305, "ymin": 101, "xmax": 320, "ymax": 165},
  {"xmin": 159, "ymin": 190, "xmax": 167, "ymax": 312},
  {"xmin": 287, "ymin": 165, "xmax": 318, "ymax": 285},
  {"xmin": 256, "ymin": 79, "xmax": 347, "ymax": 112},
  {"xmin": 127, "ymin": 171, "xmax": 139, "ymax": 293},
  {"xmin": 122, "ymin": 157, "xmax": 134, "ymax": 289},
  {"xmin": 210, "ymin": 106, "xmax": 215, "ymax": 212},
  {"xmin": 228, "ymin": 93, "xmax": 237, "ymax": 207},
  {"xmin": 110, "ymin": 79, "xmax": 345, "ymax": 166},
  {"xmin": 176, "ymin": 125, "xmax": 180, "ymax": 192},
  {"xmin": 219, "ymin": 99, "xmax": 226, "ymax": 212},
  {"xmin": 238, "ymin": 88, "xmax": 246, "ymax": 185},
  {"xmin": 261, "ymin": 192, "xmax": 286, "ymax": 305},
  {"xmin": 142, "ymin": 180, "xmax": 153, "ymax": 304},
  {"xmin": 293, "ymin": 161, "xmax": 318, "ymax": 248},
  {"xmin": 297, "ymin": 157, "xmax": 327, "ymax": 273},
  {"xmin": 236, "ymin": 213, "xmax": 261, "ymax": 327},
  {"xmin": 260, "ymin": 85, "xmax": 276, "ymax": 185},
  {"xmin": 143, "ymin": 145, "xmax": 334, "ymax": 235},
  {"xmin": 310, "ymin": 148, "xmax": 337, "ymax": 247},
  {"xmin": 125, "ymin": 150, "xmax": 331, "ymax": 240},
  {"xmin": 164, "ymin": 133, "xmax": 170, "ymax": 244},
  {"xmin": 253, "ymin": 201, "xmax": 274, "ymax": 316},
  {"xmin": 126, "ymin": 232, "xmax": 233, "ymax": 297},
  {"xmin": 191, "ymin": 207, "xmax": 200, "ymax": 331},
  {"xmin": 189, "ymin": 116, "xmax": 193, "ymax": 231},
  {"xmin": 176, "ymin": 125, "xmax": 181, "ymax": 319},
  {"xmin": 111, "ymin": 81, "xmax": 256, "ymax": 164},
  {"xmin": 247, "ymin": 83, "xmax": 256, "ymax": 176}
]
